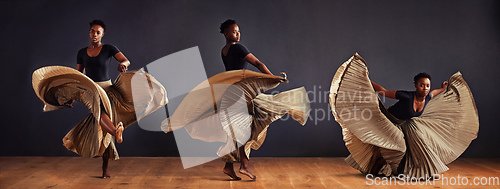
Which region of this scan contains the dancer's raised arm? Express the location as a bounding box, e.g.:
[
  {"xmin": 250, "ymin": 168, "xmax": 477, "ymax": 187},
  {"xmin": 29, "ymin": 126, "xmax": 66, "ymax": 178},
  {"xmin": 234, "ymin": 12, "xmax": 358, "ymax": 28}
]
[
  {"xmin": 430, "ymin": 81, "xmax": 448, "ymax": 98},
  {"xmin": 371, "ymin": 81, "xmax": 397, "ymax": 99}
]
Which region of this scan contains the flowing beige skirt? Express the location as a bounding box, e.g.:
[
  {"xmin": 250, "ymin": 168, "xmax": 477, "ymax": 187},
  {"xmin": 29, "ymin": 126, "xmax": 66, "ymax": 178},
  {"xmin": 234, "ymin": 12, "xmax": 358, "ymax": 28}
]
[
  {"xmin": 162, "ymin": 70, "xmax": 310, "ymax": 162},
  {"xmin": 32, "ymin": 66, "xmax": 168, "ymax": 160},
  {"xmin": 329, "ymin": 53, "xmax": 479, "ymax": 178}
]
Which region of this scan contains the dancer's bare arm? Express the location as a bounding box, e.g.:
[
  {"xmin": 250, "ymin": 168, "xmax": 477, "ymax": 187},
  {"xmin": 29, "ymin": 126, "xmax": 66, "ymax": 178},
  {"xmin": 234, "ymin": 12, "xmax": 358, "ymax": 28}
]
[
  {"xmin": 371, "ymin": 81, "xmax": 397, "ymax": 99},
  {"xmin": 114, "ymin": 52, "xmax": 130, "ymax": 72},
  {"xmin": 430, "ymin": 81, "xmax": 448, "ymax": 98},
  {"xmin": 244, "ymin": 53, "xmax": 273, "ymax": 75}
]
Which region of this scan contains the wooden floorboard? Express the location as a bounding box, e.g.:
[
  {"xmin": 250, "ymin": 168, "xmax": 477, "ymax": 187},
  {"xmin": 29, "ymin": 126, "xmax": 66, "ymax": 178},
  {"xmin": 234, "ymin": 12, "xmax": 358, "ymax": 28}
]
[{"xmin": 0, "ymin": 157, "xmax": 498, "ymax": 189}]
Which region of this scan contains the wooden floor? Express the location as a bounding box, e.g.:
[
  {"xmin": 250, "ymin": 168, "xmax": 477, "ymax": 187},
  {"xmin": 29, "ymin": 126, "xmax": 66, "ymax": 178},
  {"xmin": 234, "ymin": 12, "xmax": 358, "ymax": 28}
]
[{"xmin": 0, "ymin": 157, "xmax": 499, "ymax": 189}]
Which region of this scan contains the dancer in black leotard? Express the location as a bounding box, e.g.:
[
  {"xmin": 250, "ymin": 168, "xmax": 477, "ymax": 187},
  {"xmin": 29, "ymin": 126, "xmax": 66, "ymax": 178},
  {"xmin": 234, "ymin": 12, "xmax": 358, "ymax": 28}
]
[
  {"xmin": 220, "ymin": 19, "xmax": 273, "ymax": 180},
  {"xmin": 372, "ymin": 73, "xmax": 444, "ymax": 120},
  {"xmin": 330, "ymin": 53, "xmax": 479, "ymax": 179},
  {"xmin": 161, "ymin": 19, "xmax": 309, "ymax": 181},
  {"xmin": 32, "ymin": 20, "xmax": 167, "ymax": 178},
  {"xmin": 76, "ymin": 20, "xmax": 129, "ymax": 178},
  {"xmin": 73, "ymin": 20, "xmax": 129, "ymax": 147}
]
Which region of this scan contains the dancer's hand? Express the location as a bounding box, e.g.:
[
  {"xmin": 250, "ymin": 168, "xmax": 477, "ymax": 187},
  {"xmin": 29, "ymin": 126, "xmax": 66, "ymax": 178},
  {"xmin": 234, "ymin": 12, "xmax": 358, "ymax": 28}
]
[
  {"xmin": 441, "ymin": 81, "xmax": 448, "ymax": 88},
  {"xmin": 431, "ymin": 81, "xmax": 449, "ymax": 97},
  {"xmin": 280, "ymin": 72, "xmax": 287, "ymax": 80},
  {"xmin": 64, "ymin": 99, "xmax": 74, "ymax": 108},
  {"xmin": 118, "ymin": 63, "xmax": 128, "ymax": 72}
]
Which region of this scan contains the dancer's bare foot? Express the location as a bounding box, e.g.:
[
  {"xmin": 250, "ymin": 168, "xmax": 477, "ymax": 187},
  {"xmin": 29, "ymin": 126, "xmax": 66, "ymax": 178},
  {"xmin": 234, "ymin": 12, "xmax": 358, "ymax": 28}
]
[
  {"xmin": 102, "ymin": 158, "xmax": 110, "ymax": 178},
  {"xmin": 239, "ymin": 168, "xmax": 256, "ymax": 180},
  {"xmin": 116, "ymin": 122, "xmax": 124, "ymax": 143},
  {"xmin": 223, "ymin": 168, "xmax": 241, "ymax": 180},
  {"xmin": 102, "ymin": 171, "xmax": 110, "ymax": 179}
]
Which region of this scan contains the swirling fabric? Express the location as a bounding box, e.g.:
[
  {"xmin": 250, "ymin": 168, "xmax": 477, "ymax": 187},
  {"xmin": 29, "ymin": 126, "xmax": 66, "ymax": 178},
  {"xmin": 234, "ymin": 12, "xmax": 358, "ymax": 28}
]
[
  {"xmin": 329, "ymin": 53, "xmax": 479, "ymax": 178},
  {"xmin": 33, "ymin": 66, "xmax": 168, "ymax": 160},
  {"xmin": 162, "ymin": 70, "xmax": 310, "ymax": 162}
]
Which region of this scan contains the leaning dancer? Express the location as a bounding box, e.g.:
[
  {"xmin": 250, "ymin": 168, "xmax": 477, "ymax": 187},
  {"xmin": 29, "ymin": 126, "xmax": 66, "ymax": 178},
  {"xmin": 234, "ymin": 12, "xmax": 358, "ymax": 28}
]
[
  {"xmin": 32, "ymin": 20, "xmax": 167, "ymax": 178},
  {"xmin": 330, "ymin": 53, "xmax": 479, "ymax": 179}
]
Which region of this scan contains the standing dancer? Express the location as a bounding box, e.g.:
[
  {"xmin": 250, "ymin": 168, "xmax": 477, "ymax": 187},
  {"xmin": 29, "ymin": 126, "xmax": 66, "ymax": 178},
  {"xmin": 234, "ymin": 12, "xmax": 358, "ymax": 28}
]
[
  {"xmin": 329, "ymin": 53, "xmax": 479, "ymax": 179},
  {"xmin": 161, "ymin": 19, "xmax": 310, "ymax": 181},
  {"xmin": 32, "ymin": 20, "xmax": 167, "ymax": 178},
  {"xmin": 220, "ymin": 19, "xmax": 273, "ymax": 180}
]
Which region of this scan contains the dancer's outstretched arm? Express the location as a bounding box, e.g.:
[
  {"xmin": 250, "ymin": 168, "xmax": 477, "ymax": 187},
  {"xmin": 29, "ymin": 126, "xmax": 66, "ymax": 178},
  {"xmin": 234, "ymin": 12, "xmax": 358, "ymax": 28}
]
[{"xmin": 371, "ymin": 81, "xmax": 397, "ymax": 99}]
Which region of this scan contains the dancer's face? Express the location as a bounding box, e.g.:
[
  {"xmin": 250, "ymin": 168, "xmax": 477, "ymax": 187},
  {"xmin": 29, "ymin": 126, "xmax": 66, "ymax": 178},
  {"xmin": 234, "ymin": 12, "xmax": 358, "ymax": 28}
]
[
  {"xmin": 225, "ymin": 24, "xmax": 240, "ymax": 43},
  {"xmin": 414, "ymin": 78, "xmax": 431, "ymax": 97},
  {"xmin": 89, "ymin": 25, "xmax": 104, "ymax": 44}
]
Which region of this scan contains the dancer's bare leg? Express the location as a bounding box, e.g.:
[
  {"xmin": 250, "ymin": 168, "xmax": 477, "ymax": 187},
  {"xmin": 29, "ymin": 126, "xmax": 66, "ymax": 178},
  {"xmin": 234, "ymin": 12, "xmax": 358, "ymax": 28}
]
[
  {"xmin": 238, "ymin": 146, "xmax": 256, "ymax": 180},
  {"xmin": 99, "ymin": 112, "xmax": 124, "ymax": 143},
  {"xmin": 223, "ymin": 162, "xmax": 241, "ymax": 180},
  {"xmin": 102, "ymin": 148, "xmax": 111, "ymax": 178}
]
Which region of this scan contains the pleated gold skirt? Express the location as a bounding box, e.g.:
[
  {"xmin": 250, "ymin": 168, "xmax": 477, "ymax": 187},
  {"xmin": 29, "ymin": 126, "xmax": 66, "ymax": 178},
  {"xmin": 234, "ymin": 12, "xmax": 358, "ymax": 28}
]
[
  {"xmin": 162, "ymin": 70, "xmax": 310, "ymax": 162},
  {"xmin": 329, "ymin": 53, "xmax": 479, "ymax": 178},
  {"xmin": 32, "ymin": 66, "xmax": 168, "ymax": 160}
]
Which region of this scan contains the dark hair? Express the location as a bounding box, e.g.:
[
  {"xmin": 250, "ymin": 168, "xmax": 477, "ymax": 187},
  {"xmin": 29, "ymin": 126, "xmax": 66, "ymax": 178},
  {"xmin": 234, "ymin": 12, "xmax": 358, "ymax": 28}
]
[
  {"xmin": 414, "ymin": 72, "xmax": 431, "ymax": 83},
  {"xmin": 220, "ymin": 19, "xmax": 236, "ymax": 34},
  {"xmin": 89, "ymin": 20, "xmax": 106, "ymax": 32}
]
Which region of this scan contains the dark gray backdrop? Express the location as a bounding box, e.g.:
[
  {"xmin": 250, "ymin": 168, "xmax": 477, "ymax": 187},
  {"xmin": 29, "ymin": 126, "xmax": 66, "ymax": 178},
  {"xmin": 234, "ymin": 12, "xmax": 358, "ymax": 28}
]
[{"xmin": 1, "ymin": 0, "xmax": 498, "ymax": 158}]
